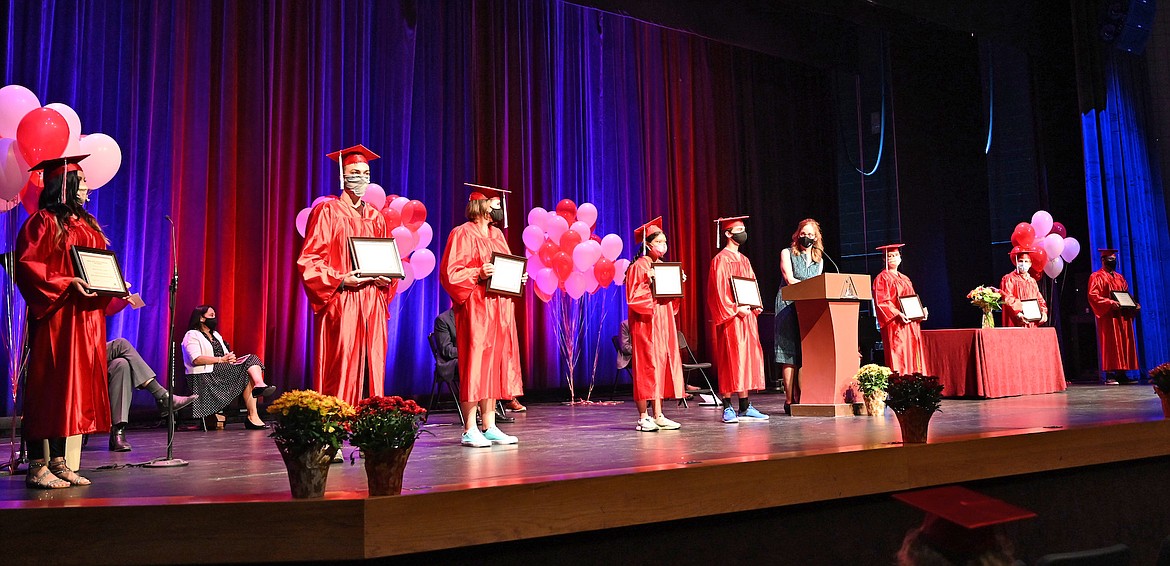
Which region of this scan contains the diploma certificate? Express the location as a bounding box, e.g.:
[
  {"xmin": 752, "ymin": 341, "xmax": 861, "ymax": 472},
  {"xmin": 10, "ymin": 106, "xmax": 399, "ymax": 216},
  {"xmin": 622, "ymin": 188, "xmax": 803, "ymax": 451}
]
[
  {"xmin": 1112, "ymin": 291, "xmax": 1137, "ymax": 309},
  {"xmin": 486, "ymin": 253, "xmax": 527, "ymax": 297},
  {"xmin": 1020, "ymin": 299, "xmax": 1043, "ymax": 322},
  {"xmin": 730, "ymin": 276, "xmax": 763, "ymax": 308},
  {"xmin": 898, "ymin": 295, "xmax": 926, "ymax": 321},
  {"xmin": 69, "ymin": 246, "xmax": 128, "ymax": 297},
  {"xmin": 348, "ymin": 237, "xmax": 405, "ymax": 279},
  {"xmin": 651, "ymin": 262, "xmax": 684, "ymax": 298}
]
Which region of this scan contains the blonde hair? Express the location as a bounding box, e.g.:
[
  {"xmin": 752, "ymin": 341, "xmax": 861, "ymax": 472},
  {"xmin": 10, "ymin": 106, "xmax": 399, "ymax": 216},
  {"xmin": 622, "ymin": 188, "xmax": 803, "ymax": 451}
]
[{"xmin": 790, "ymin": 218, "xmax": 823, "ymax": 264}]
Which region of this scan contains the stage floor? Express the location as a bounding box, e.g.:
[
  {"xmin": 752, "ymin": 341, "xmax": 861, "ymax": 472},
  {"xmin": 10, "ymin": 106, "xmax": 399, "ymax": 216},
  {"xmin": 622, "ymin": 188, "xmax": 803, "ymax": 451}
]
[{"xmin": 0, "ymin": 384, "xmax": 1162, "ymax": 502}]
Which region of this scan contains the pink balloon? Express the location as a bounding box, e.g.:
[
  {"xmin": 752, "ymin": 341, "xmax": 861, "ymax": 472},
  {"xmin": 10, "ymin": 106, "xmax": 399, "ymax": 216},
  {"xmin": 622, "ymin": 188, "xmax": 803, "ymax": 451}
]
[
  {"xmin": 572, "ymin": 240, "xmax": 602, "ymax": 272},
  {"xmin": 1030, "ymin": 210, "xmax": 1053, "ymax": 239},
  {"xmin": 1041, "ymin": 233, "xmax": 1065, "ymax": 259},
  {"xmin": 582, "ymin": 268, "xmax": 600, "ymax": 294},
  {"xmin": 0, "ymin": 85, "xmax": 41, "ymax": 139},
  {"xmin": 522, "ymin": 225, "xmax": 546, "ymax": 251},
  {"xmin": 535, "ymin": 267, "xmax": 559, "ymax": 295},
  {"xmin": 397, "ymin": 261, "xmax": 416, "ymax": 293},
  {"xmin": 0, "ymin": 196, "xmax": 17, "ymax": 213},
  {"xmin": 547, "ymin": 215, "xmax": 569, "ymax": 242},
  {"xmin": 392, "ymin": 225, "xmax": 417, "ymax": 256},
  {"xmin": 295, "ymin": 208, "xmax": 311, "ymax": 237},
  {"xmin": 527, "ymin": 207, "xmax": 549, "ymax": 231},
  {"xmin": 613, "ymin": 259, "xmax": 631, "ymax": 286},
  {"xmin": 576, "ymin": 202, "xmax": 598, "ymax": 227},
  {"xmin": 527, "ymin": 252, "xmax": 546, "ymax": 274},
  {"xmin": 533, "ymin": 283, "xmax": 553, "ymax": 303},
  {"xmin": 312, "ymin": 195, "xmax": 335, "ymax": 208},
  {"xmin": 409, "ymin": 248, "xmax": 436, "ymax": 279},
  {"xmin": 361, "ymin": 183, "xmax": 386, "ymax": 209},
  {"xmin": 570, "ymin": 220, "xmax": 590, "ymax": 241},
  {"xmin": 45, "ymin": 103, "xmax": 81, "ymax": 156},
  {"xmin": 0, "ymin": 138, "xmax": 27, "ymax": 200},
  {"xmin": 565, "ymin": 272, "xmax": 588, "ymax": 299},
  {"xmin": 76, "ymin": 133, "xmax": 122, "ymax": 189},
  {"xmin": 388, "ymin": 196, "xmax": 409, "ymax": 213},
  {"xmin": 1061, "ymin": 237, "xmax": 1081, "ymax": 263},
  {"xmin": 600, "ymin": 234, "xmax": 623, "ymax": 261},
  {"xmin": 414, "ymin": 221, "xmax": 433, "ymax": 250},
  {"xmin": 1044, "ymin": 257, "xmax": 1064, "ymax": 279}
]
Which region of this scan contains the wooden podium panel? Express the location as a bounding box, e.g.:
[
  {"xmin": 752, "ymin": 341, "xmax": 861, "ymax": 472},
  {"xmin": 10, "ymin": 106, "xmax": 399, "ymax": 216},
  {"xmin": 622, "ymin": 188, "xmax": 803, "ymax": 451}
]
[{"xmin": 786, "ymin": 274, "xmax": 871, "ymax": 417}]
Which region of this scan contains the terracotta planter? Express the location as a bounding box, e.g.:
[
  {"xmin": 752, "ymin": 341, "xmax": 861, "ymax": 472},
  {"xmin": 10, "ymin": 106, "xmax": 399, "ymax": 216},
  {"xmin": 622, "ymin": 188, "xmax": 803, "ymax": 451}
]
[
  {"xmin": 1155, "ymin": 386, "xmax": 1170, "ymax": 419},
  {"xmin": 362, "ymin": 444, "xmax": 414, "ymax": 496},
  {"xmin": 981, "ymin": 308, "xmax": 995, "ymax": 329},
  {"xmin": 277, "ymin": 443, "xmax": 337, "ymax": 499},
  {"xmin": 895, "ymin": 406, "xmax": 934, "ymax": 444},
  {"xmin": 863, "ymin": 391, "xmax": 887, "ymax": 416}
]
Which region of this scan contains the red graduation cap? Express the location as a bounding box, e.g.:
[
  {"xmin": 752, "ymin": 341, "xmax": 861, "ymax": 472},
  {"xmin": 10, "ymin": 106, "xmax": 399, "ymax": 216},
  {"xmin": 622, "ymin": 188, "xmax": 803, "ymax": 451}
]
[
  {"xmin": 894, "ymin": 486, "xmax": 1036, "ymax": 560},
  {"xmin": 875, "ymin": 243, "xmax": 904, "ymax": 252},
  {"xmin": 713, "ymin": 215, "xmax": 748, "ymax": 247},
  {"xmin": 464, "ymin": 182, "xmax": 513, "ymax": 228},
  {"xmin": 634, "ymin": 216, "xmax": 663, "ymax": 243},
  {"xmin": 1098, "ymin": 248, "xmax": 1119, "ymax": 257},
  {"xmin": 326, "ymin": 144, "xmax": 380, "ymax": 167},
  {"xmin": 1009, "ymin": 246, "xmax": 1038, "ymax": 260}
]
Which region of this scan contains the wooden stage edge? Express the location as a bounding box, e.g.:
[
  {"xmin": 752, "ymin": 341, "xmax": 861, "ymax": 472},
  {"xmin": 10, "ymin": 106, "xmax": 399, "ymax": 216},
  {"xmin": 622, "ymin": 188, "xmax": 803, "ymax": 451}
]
[{"xmin": 6, "ymin": 417, "xmax": 1170, "ymax": 564}]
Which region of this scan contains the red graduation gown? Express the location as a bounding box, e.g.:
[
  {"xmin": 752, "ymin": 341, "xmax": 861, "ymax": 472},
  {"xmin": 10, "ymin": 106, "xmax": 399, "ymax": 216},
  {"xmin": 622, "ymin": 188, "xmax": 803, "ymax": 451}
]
[
  {"xmin": 1087, "ymin": 269, "xmax": 1139, "ymax": 371},
  {"xmin": 439, "ymin": 222, "xmax": 523, "ymax": 402},
  {"xmin": 1000, "ymin": 271, "xmax": 1047, "ymax": 328},
  {"xmin": 706, "ymin": 249, "xmax": 765, "ymax": 394},
  {"xmin": 15, "ymin": 211, "xmax": 112, "ymax": 438},
  {"xmin": 873, "ymin": 269, "xmax": 926, "ymax": 375},
  {"xmin": 626, "ymin": 256, "xmax": 683, "ymax": 402},
  {"xmin": 297, "ymin": 198, "xmax": 397, "ymax": 406}
]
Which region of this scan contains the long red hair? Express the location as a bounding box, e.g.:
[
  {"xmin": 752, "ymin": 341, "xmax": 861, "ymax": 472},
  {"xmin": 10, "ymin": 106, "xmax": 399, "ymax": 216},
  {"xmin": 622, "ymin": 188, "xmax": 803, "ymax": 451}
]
[{"xmin": 789, "ymin": 218, "xmax": 823, "ymax": 264}]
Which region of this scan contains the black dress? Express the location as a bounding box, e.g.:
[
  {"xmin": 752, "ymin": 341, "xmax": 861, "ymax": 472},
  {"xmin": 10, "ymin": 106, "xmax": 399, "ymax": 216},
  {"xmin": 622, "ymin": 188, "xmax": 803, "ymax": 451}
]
[{"xmin": 188, "ymin": 333, "xmax": 265, "ymax": 419}]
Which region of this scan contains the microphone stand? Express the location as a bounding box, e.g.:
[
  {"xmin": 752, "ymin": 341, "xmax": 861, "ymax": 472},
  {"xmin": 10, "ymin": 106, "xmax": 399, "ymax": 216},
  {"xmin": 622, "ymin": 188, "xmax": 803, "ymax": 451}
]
[
  {"xmin": 145, "ymin": 215, "xmax": 187, "ymax": 467},
  {"xmin": 816, "ymin": 245, "xmax": 841, "ymax": 273}
]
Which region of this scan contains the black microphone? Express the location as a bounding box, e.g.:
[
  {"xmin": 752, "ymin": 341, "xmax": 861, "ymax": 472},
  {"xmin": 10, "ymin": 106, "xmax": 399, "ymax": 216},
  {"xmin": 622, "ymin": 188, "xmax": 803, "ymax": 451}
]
[{"xmin": 815, "ymin": 245, "xmax": 841, "ymax": 273}]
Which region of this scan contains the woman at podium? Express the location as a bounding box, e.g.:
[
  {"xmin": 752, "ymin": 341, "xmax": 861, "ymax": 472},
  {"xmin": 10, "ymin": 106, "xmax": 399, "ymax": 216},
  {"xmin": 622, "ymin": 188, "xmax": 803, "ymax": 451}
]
[
  {"xmin": 773, "ymin": 218, "xmax": 824, "ymax": 414},
  {"xmin": 872, "ymin": 244, "xmax": 926, "ymax": 375}
]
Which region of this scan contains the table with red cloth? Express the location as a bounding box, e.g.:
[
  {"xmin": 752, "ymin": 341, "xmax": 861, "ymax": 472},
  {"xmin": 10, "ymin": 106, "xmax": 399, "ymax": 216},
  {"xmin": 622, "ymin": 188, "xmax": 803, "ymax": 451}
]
[{"xmin": 922, "ymin": 328, "xmax": 1067, "ymax": 398}]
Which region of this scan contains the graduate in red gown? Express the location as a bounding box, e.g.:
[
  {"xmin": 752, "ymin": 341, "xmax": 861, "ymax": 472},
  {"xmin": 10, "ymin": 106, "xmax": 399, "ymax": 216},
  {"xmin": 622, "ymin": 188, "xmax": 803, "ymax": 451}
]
[
  {"xmin": 439, "ymin": 184, "xmax": 525, "ymax": 448},
  {"xmin": 16, "ymin": 156, "xmax": 112, "ymax": 489},
  {"xmin": 706, "ymin": 216, "xmax": 768, "ymax": 423},
  {"xmin": 1087, "ymin": 248, "xmax": 1140, "ymax": 384},
  {"xmin": 297, "ymin": 145, "xmax": 398, "ymax": 406},
  {"xmin": 872, "ymin": 244, "xmax": 927, "ymax": 375},
  {"xmin": 1000, "ymin": 247, "xmax": 1047, "ymax": 328},
  {"xmin": 626, "ymin": 217, "xmax": 686, "ymax": 432}
]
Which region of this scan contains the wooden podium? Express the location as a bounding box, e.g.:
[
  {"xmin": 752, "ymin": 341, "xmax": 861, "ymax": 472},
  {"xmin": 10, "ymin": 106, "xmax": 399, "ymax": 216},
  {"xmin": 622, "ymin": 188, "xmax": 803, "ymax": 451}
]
[{"xmin": 782, "ymin": 273, "xmax": 872, "ymax": 417}]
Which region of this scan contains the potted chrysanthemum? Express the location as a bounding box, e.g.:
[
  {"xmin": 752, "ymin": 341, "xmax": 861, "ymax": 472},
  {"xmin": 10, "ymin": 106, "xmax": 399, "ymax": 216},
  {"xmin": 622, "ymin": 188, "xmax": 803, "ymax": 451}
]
[
  {"xmin": 347, "ymin": 396, "xmax": 428, "ymax": 496},
  {"xmin": 884, "ymin": 373, "xmax": 944, "ymax": 443},
  {"xmin": 1149, "ymin": 363, "xmax": 1170, "ymax": 418},
  {"xmin": 854, "ymin": 364, "xmax": 892, "ymax": 416},
  {"xmin": 267, "ymin": 390, "xmax": 353, "ymax": 498}
]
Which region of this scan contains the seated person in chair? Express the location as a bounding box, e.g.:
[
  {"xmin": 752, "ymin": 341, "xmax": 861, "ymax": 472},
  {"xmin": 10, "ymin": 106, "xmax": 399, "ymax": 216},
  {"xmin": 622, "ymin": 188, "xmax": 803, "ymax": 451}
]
[
  {"xmin": 107, "ymin": 338, "xmax": 197, "ymax": 452},
  {"xmin": 182, "ymin": 305, "xmax": 276, "ymax": 430},
  {"xmin": 433, "ymin": 308, "xmax": 519, "ymax": 421}
]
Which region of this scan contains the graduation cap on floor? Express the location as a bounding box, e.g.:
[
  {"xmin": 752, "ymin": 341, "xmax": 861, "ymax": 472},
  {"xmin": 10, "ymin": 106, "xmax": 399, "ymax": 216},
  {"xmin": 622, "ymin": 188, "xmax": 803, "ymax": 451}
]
[
  {"xmin": 894, "ymin": 486, "xmax": 1036, "ymax": 562},
  {"xmin": 464, "ymin": 183, "xmax": 512, "ymax": 229},
  {"xmin": 713, "ymin": 215, "xmax": 748, "ymax": 248}
]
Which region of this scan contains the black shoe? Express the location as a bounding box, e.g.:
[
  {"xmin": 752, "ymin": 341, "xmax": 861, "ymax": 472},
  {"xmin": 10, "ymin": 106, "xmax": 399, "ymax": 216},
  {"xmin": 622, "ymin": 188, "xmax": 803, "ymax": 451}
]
[
  {"xmin": 244, "ymin": 419, "xmax": 270, "ymax": 430},
  {"xmin": 495, "ymin": 414, "xmax": 516, "ymax": 424},
  {"xmin": 156, "ymin": 394, "xmax": 198, "ymax": 416},
  {"xmin": 252, "ymin": 385, "xmax": 276, "ymax": 398},
  {"xmin": 109, "ymin": 424, "xmax": 131, "ymax": 452}
]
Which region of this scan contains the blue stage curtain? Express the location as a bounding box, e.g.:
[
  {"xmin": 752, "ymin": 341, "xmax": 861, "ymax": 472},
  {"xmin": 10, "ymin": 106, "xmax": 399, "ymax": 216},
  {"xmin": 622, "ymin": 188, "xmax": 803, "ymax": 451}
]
[{"xmin": 1081, "ymin": 51, "xmax": 1170, "ymax": 372}]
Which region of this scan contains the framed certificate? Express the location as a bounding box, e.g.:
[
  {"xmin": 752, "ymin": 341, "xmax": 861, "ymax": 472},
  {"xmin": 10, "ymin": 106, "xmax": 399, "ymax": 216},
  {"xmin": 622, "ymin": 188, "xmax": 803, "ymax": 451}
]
[
  {"xmin": 348, "ymin": 237, "xmax": 405, "ymax": 279},
  {"xmin": 486, "ymin": 253, "xmax": 527, "ymax": 297},
  {"xmin": 898, "ymin": 295, "xmax": 925, "ymax": 321},
  {"xmin": 1112, "ymin": 291, "xmax": 1137, "ymax": 309},
  {"xmin": 1020, "ymin": 299, "xmax": 1043, "ymax": 322},
  {"xmin": 69, "ymin": 246, "xmax": 128, "ymax": 297},
  {"xmin": 730, "ymin": 276, "xmax": 762, "ymax": 308},
  {"xmin": 651, "ymin": 262, "xmax": 684, "ymax": 298}
]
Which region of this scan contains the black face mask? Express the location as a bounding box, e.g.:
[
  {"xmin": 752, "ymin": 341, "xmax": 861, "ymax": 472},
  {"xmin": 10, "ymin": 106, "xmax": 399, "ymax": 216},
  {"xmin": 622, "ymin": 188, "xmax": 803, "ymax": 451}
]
[
  {"xmin": 489, "ymin": 208, "xmax": 504, "ymax": 223},
  {"xmin": 1103, "ymin": 258, "xmax": 1117, "ymax": 270},
  {"xmin": 799, "ymin": 236, "xmax": 816, "ymax": 249},
  {"xmin": 730, "ymin": 231, "xmax": 748, "ymax": 245},
  {"xmin": 203, "ymin": 318, "xmax": 218, "ymax": 332}
]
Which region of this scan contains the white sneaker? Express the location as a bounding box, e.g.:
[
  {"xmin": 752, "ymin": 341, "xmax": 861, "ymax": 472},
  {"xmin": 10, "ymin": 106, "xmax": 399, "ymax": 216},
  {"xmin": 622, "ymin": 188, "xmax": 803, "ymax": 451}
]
[
  {"xmin": 461, "ymin": 429, "xmax": 491, "ymax": 448},
  {"xmin": 654, "ymin": 415, "xmax": 681, "ymax": 430},
  {"xmin": 636, "ymin": 416, "xmax": 659, "ymax": 432},
  {"xmin": 482, "ymin": 426, "xmax": 518, "ymax": 445}
]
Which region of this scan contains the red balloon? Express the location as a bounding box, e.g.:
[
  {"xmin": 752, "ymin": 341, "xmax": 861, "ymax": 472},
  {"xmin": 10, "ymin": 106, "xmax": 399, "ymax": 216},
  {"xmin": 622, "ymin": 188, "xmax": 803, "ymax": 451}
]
[
  {"xmin": 594, "ymin": 257, "xmax": 615, "ymax": 286},
  {"xmin": 590, "ymin": 233, "xmax": 602, "ymax": 243},
  {"xmin": 402, "ymin": 199, "xmax": 427, "ymax": 230},
  {"xmin": 16, "ymin": 107, "xmax": 70, "ymax": 167},
  {"xmin": 538, "ymin": 240, "xmax": 560, "ymax": 266},
  {"xmin": 551, "ymin": 251, "xmax": 573, "ymax": 281},
  {"xmin": 1010, "ymin": 222, "xmax": 1036, "ymax": 248},
  {"xmin": 1028, "ymin": 247, "xmax": 1048, "ymax": 279},
  {"xmin": 20, "ymin": 176, "xmax": 41, "ymax": 214},
  {"xmin": 382, "ymin": 207, "xmax": 402, "ymax": 229},
  {"xmin": 1050, "ymin": 222, "xmax": 1067, "ymax": 238},
  {"xmin": 559, "ymin": 229, "xmax": 582, "ymax": 253},
  {"xmin": 555, "ymin": 199, "xmax": 577, "ymax": 223}
]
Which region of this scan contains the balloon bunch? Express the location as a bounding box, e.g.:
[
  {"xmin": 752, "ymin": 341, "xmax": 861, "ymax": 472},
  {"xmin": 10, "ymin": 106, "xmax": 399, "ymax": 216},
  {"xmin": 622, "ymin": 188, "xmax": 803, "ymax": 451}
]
[
  {"xmin": 522, "ymin": 199, "xmax": 630, "ymax": 302},
  {"xmin": 0, "ymin": 85, "xmax": 123, "ymax": 214},
  {"xmin": 1009, "ymin": 210, "xmax": 1081, "ymax": 279},
  {"xmin": 294, "ymin": 187, "xmax": 435, "ymax": 292}
]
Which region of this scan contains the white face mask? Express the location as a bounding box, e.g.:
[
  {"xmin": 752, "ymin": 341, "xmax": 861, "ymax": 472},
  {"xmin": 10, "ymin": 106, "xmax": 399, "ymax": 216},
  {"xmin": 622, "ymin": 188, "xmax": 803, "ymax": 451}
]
[
  {"xmin": 887, "ymin": 255, "xmax": 901, "ymax": 269},
  {"xmin": 1016, "ymin": 260, "xmax": 1031, "ymax": 273}
]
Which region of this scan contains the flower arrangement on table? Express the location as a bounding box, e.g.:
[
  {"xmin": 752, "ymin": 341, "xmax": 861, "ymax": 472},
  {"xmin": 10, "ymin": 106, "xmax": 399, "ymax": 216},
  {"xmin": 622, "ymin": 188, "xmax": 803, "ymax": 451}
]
[
  {"xmin": 884, "ymin": 373, "xmax": 944, "ymax": 416},
  {"xmin": 267, "ymin": 390, "xmax": 354, "ymax": 452},
  {"xmin": 967, "ymin": 285, "xmax": 1003, "ymax": 328},
  {"xmin": 346, "ymin": 395, "xmax": 428, "ymax": 454}
]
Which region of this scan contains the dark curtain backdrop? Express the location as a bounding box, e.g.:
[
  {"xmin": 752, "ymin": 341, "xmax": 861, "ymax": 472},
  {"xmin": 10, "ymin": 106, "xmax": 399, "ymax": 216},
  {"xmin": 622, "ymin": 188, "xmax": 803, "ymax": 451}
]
[{"xmin": 0, "ymin": 0, "xmax": 836, "ymax": 411}]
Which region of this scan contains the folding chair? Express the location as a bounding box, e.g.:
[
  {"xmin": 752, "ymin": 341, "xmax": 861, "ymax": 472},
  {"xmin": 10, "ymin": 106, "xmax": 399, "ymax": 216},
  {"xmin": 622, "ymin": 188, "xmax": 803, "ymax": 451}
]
[
  {"xmin": 425, "ymin": 331, "xmax": 464, "ymax": 426},
  {"xmin": 676, "ymin": 331, "xmax": 718, "ymax": 407},
  {"xmin": 610, "ymin": 335, "xmax": 632, "ymax": 399}
]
